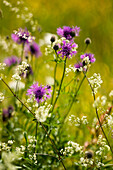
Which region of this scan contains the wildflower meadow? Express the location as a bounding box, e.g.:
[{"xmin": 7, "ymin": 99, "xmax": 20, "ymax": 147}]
[{"xmin": 0, "ymin": 0, "xmax": 113, "ymax": 169}]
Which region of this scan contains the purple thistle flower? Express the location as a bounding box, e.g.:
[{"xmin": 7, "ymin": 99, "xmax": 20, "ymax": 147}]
[
  {"xmin": 74, "ymin": 62, "xmax": 83, "ymax": 69},
  {"xmin": 74, "ymin": 62, "xmax": 83, "ymax": 72},
  {"xmin": 4, "ymin": 56, "xmax": 21, "ymax": 67},
  {"xmin": 57, "ymin": 26, "xmax": 80, "ymax": 40},
  {"xmin": 11, "ymin": 28, "xmax": 35, "ymax": 45},
  {"xmin": 57, "ymin": 40, "xmax": 77, "ymax": 59},
  {"xmin": 80, "ymin": 53, "xmax": 96, "ymax": 63},
  {"xmin": 27, "ymin": 82, "xmax": 52, "ymax": 103},
  {"xmin": 24, "ymin": 41, "xmax": 42, "ymax": 58},
  {"xmin": 2, "ymin": 105, "xmax": 14, "ymax": 121}
]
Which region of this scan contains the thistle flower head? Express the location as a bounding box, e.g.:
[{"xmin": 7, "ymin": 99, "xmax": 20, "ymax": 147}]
[
  {"xmin": 80, "ymin": 53, "xmax": 96, "ymax": 64},
  {"xmin": 57, "ymin": 26, "xmax": 80, "ymax": 40},
  {"xmin": 27, "ymin": 82, "xmax": 52, "ymax": 103},
  {"xmin": 11, "ymin": 28, "xmax": 35, "ymax": 44},
  {"xmin": 57, "ymin": 40, "xmax": 78, "ymax": 59},
  {"xmin": 4, "ymin": 56, "xmax": 21, "ymax": 67},
  {"xmin": 24, "ymin": 41, "xmax": 42, "ymax": 58},
  {"xmin": 74, "ymin": 62, "xmax": 83, "ymax": 71}
]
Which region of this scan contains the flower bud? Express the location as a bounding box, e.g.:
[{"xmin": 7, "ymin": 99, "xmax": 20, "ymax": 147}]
[
  {"xmin": 53, "ymin": 44, "xmax": 59, "ymax": 51},
  {"xmin": 84, "ymin": 38, "xmax": 91, "ymax": 45},
  {"xmin": 50, "ymin": 36, "xmax": 56, "ymax": 43},
  {"xmin": 85, "ymin": 150, "xmax": 93, "ymax": 159}
]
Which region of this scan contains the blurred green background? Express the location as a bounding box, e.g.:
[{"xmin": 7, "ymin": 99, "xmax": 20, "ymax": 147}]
[{"xmin": 0, "ymin": 0, "xmax": 113, "ymax": 89}]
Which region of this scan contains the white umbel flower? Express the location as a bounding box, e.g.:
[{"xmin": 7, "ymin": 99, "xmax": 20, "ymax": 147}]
[{"xmin": 0, "ymin": 92, "xmax": 4, "ymax": 102}]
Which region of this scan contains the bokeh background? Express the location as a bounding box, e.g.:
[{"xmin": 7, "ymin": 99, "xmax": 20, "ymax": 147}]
[{"xmin": 0, "ymin": 0, "xmax": 113, "ymax": 149}]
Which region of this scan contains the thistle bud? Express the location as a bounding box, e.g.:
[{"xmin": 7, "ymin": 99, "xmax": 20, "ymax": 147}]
[
  {"xmin": 53, "ymin": 44, "xmax": 59, "ymax": 51},
  {"xmin": 85, "ymin": 151, "xmax": 93, "ymax": 159},
  {"xmin": 84, "ymin": 38, "xmax": 91, "ymax": 45},
  {"xmin": 50, "ymin": 36, "xmax": 56, "ymax": 43}
]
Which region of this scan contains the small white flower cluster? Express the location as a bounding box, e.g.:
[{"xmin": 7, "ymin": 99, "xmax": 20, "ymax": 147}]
[
  {"xmin": 79, "ymin": 157, "xmax": 94, "ymax": 167},
  {"xmin": 12, "ymin": 73, "xmax": 21, "ymax": 81},
  {"xmin": 27, "ymin": 135, "xmax": 38, "ymax": 163},
  {"xmin": 45, "ymin": 37, "xmax": 64, "ymax": 55},
  {"xmin": 96, "ymin": 135, "xmax": 110, "ymax": 156},
  {"xmin": 27, "ymin": 136, "xmax": 36, "ymax": 151},
  {"xmin": 0, "ymin": 92, "xmax": 4, "ymax": 102},
  {"xmin": 0, "ymin": 35, "xmax": 21, "ymax": 55},
  {"xmin": 16, "ymin": 145, "xmax": 25, "ymax": 155},
  {"xmin": 65, "ymin": 65, "xmax": 77, "ymax": 76},
  {"xmin": 88, "ymin": 73, "xmax": 103, "ymax": 94},
  {"xmin": 93, "ymin": 95, "xmax": 107, "ymax": 108},
  {"xmin": 33, "ymin": 153, "xmax": 37, "ymax": 164},
  {"xmin": 0, "ymin": 151, "xmax": 21, "ymax": 170},
  {"xmin": 109, "ymin": 90, "xmax": 113, "ymax": 98},
  {"xmin": 3, "ymin": 1, "xmax": 38, "ymax": 32},
  {"xmin": 104, "ymin": 113, "xmax": 113, "ymax": 127},
  {"xmin": 92, "ymin": 117, "xmax": 98, "ymax": 127},
  {"xmin": 69, "ymin": 115, "xmax": 88, "ymax": 127},
  {"xmin": 3, "ymin": 0, "xmax": 12, "ymax": 7},
  {"xmin": 0, "ymin": 140, "xmax": 14, "ymax": 152},
  {"xmin": 45, "ymin": 45, "xmax": 54, "ymax": 56},
  {"xmin": 60, "ymin": 141, "xmax": 83, "ymax": 157},
  {"xmin": 0, "ymin": 63, "xmax": 6, "ymax": 70},
  {"xmin": 8, "ymin": 140, "xmax": 14, "ymax": 145},
  {"xmin": 35, "ymin": 103, "xmax": 52, "ymax": 122},
  {"xmin": 12, "ymin": 61, "xmax": 29, "ymax": 81},
  {"xmin": 8, "ymin": 80, "xmax": 25, "ymax": 90},
  {"xmin": 82, "ymin": 56, "xmax": 90, "ymax": 65}
]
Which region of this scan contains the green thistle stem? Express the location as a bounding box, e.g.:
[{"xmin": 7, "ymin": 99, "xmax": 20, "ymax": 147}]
[
  {"xmin": 51, "ymin": 57, "xmax": 67, "ymax": 112},
  {"xmin": 60, "ymin": 75, "xmax": 86, "ymax": 130},
  {"xmin": 51, "ymin": 56, "xmax": 58, "ymax": 105}
]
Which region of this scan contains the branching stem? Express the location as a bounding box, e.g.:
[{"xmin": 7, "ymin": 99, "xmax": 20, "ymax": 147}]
[{"xmin": 1, "ymin": 78, "xmax": 66, "ymax": 170}]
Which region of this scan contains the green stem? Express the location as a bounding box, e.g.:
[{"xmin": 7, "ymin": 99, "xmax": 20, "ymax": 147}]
[
  {"xmin": 21, "ymin": 43, "xmax": 25, "ymax": 62},
  {"xmin": 35, "ymin": 122, "xmax": 38, "ymax": 153},
  {"xmin": 84, "ymin": 72, "xmax": 113, "ymax": 156},
  {"xmin": 51, "ymin": 59, "xmax": 58, "ymax": 105},
  {"xmin": 61, "ymin": 75, "xmax": 77, "ymax": 92},
  {"xmin": 60, "ymin": 75, "xmax": 86, "ymax": 129},
  {"xmin": 15, "ymin": 80, "xmax": 18, "ymax": 95},
  {"xmin": 51, "ymin": 57, "xmax": 67, "ymax": 112},
  {"xmin": 1, "ymin": 78, "xmax": 66, "ymax": 170}
]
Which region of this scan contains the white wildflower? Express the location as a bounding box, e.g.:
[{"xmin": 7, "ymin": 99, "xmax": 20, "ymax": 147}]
[
  {"xmin": 45, "ymin": 76, "xmax": 54, "ymax": 85},
  {"xmin": 8, "ymin": 140, "xmax": 14, "ymax": 145},
  {"xmin": 88, "ymin": 73, "xmax": 103, "ymax": 94},
  {"xmin": 0, "ymin": 63, "xmax": 6, "ymax": 70},
  {"xmin": 35, "ymin": 104, "xmax": 52, "ymax": 122},
  {"xmin": 12, "ymin": 73, "xmax": 21, "ymax": 81},
  {"xmin": 81, "ymin": 116, "xmax": 88, "ymax": 125},
  {"xmin": 106, "ymin": 115, "xmax": 113, "ymax": 127},
  {"xmin": 8, "ymin": 80, "xmax": 25, "ymax": 90},
  {"xmin": 109, "ymin": 90, "xmax": 113, "ymax": 97},
  {"xmin": 0, "ymin": 92, "xmax": 4, "ymax": 102},
  {"xmin": 101, "ymin": 95, "xmax": 107, "ymax": 106},
  {"xmin": 69, "ymin": 115, "xmax": 88, "ymax": 126},
  {"xmin": 61, "ymin": 141, "xmax": 83, "ymax": 156}
]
